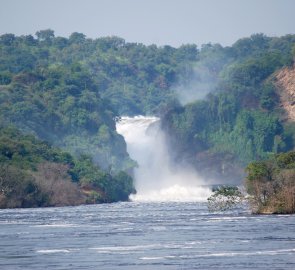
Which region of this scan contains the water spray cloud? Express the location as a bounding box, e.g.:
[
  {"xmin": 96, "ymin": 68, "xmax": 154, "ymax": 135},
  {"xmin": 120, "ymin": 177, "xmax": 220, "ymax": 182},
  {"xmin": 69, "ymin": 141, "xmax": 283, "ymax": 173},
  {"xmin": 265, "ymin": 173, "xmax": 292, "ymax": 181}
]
[{"xmin": 116, "ymin": 116, "xmax": 211, "ymax": 202}]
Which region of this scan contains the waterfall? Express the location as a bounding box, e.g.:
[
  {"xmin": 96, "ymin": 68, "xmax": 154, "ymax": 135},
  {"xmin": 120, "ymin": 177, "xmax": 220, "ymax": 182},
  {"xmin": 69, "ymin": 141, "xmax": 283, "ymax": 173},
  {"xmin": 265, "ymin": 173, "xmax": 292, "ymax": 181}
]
[{"xmin": 116, "ymin": 116, "xmax": 211, "ymax": 202}]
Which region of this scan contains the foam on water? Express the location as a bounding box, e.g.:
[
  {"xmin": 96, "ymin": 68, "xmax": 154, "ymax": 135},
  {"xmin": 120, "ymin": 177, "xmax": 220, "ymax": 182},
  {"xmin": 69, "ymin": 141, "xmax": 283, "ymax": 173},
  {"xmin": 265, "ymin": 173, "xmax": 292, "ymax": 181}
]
[
  {"xmin": 180, "ymin": 248, "xmax": 295, "ymax": 258},
  {"xmin": 37, "ymin": 249, "xmax": 71, "ymax": 254},
  {"xmin": 130, "ymin": 184, "xmax": 211, "ymax": 202},
  {"xmin": 140, "ymin": 256, "xmax": 164, "ymax": 260},
  {"xmin": 32, "ymin": 223, "xmax": 77, "ymax": 228},
  {"xmin": 89, "ymin": 244, "xmax": 161, "ymax": 252}
]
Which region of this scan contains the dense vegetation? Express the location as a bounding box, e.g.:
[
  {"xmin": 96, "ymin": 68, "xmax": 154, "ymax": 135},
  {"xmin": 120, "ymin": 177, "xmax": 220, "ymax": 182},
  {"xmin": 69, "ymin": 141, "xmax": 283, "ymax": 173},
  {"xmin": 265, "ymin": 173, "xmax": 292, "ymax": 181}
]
[
  {"xmin": 0, "ymin": 30, "xmax": 197, "ymax": 207},
  {"xmin": 246, "ymin": 151, "xmax": 295, "ymax": 214},
  {"xmin": 0, "ymin": 30, "xmax": 200, "ymax": 171},
  {"xmin": 0, "ymin": 30, "xmax": 295, "ymax": 207},
  {"xmin": 0, "ymin": 125, "xmax": 134, "ymax": 208},
  {"xmin": 162, "ymin": 34, "xmax": 295, "ymax": 182}
]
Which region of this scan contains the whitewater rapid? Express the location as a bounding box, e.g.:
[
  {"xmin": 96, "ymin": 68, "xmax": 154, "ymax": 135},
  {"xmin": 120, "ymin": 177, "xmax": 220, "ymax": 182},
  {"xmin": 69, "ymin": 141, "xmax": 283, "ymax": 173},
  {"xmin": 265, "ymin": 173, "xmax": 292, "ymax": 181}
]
[{"xmin": 116, "ymin": 116, "xmax": 211, "ymax": 202}]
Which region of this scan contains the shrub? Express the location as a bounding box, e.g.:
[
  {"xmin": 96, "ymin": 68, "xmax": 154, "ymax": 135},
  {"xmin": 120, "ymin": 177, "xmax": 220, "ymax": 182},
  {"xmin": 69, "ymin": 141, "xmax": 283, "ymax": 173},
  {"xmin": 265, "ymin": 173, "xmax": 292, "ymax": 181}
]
[
  {"xmin": 33, "ymin": 162, "xmax": 86, "ymax": 206},
  {"xmin": 207, "ymin": 186, "xmax": 244, "ymax": 212},
  {"xmin": 245, "ymin": 151, "xmax": 295, "ymax": 214}
]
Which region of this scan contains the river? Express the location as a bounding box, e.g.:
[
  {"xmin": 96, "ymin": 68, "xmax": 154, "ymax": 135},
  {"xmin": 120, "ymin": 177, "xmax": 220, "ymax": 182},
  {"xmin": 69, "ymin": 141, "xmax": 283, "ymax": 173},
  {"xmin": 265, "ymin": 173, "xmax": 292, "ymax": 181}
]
[{"xmin": 1, "ymin": 202, "xmax": 295, "ymax": 269}]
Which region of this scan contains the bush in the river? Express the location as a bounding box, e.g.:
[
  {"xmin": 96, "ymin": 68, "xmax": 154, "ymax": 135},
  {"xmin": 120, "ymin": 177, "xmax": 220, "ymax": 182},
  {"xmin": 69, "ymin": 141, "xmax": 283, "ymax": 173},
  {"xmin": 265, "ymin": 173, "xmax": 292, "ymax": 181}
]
[{"xmin": 207, "ymin": 186, "xmax": 244, "ymax": 212}]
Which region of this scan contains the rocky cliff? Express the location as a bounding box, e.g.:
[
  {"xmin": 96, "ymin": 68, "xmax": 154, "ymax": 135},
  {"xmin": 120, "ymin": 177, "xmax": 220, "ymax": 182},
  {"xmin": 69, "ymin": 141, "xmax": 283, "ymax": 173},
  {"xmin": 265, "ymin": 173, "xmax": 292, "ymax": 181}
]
[{"xmin": 275, "ymin": 65, "xmax": 295, "ymax": 122}]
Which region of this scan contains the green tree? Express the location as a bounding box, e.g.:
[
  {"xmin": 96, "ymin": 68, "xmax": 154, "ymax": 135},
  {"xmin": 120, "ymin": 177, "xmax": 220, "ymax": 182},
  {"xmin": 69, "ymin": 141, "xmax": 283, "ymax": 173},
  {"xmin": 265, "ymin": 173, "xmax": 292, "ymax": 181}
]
[{"xmin": 35, "ymin": 29, "xmax": 55, "ymax": 43}]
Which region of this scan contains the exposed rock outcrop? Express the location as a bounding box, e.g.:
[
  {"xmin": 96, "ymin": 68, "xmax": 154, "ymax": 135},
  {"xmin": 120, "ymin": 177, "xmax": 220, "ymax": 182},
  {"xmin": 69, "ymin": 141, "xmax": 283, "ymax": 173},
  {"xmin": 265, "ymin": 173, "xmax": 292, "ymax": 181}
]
[{"xmin": 275, "ymin": 66, "xmax": 295, "ymax": 122}]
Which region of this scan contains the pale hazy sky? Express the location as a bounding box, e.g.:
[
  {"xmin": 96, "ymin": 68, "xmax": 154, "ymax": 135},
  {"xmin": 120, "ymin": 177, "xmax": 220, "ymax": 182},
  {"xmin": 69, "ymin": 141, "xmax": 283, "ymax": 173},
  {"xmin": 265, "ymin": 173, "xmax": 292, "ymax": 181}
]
[{"xmin": 1, "ymin": 0, "xmax": 294, "ymax": 47}]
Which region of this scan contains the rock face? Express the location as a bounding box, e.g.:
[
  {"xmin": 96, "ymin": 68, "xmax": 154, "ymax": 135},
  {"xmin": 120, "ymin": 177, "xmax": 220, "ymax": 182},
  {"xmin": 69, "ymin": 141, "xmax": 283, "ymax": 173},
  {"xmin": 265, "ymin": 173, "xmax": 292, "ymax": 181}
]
[{"xmin": 275, "ymin": 66, "xmax": 295, "ymax": 122}]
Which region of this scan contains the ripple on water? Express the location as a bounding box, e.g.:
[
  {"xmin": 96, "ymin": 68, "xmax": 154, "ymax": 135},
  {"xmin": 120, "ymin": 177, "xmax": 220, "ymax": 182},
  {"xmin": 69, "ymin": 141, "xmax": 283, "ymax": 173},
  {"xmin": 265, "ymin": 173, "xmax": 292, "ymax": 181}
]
[{"xmin": 0, "ymin": 202, "xmax": 295, "ymax": 270}]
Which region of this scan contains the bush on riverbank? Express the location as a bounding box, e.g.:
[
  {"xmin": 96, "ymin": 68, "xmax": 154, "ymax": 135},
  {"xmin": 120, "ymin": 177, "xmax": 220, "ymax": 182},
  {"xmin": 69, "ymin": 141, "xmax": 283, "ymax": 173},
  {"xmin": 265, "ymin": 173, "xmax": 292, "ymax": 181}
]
[{"xmin": 245, "ymin": 151, "xmax": 295, "ymax": 214}]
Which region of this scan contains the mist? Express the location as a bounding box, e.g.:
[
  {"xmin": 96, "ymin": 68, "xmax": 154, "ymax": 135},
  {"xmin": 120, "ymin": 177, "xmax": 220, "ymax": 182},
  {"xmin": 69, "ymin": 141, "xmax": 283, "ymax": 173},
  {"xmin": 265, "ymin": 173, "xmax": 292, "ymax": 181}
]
[
  {"xmin": 116, "ymin": 116, "xmax": 212, "ymax": 202},
  {"xmin": 174, "ymin": 64, "xmax": 218, "ymax": 105},
  {"xmin": 173, "ymin": 42, "xmax": 232, "ymax": 105}
]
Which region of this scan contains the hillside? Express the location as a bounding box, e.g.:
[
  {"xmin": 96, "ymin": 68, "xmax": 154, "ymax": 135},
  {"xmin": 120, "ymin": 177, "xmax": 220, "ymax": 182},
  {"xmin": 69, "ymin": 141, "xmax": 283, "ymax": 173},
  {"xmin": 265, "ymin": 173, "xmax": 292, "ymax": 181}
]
[
  {"xmin": 275, "ymin": 65, "xmax": 295, "ymax": 122},
  {"xmin": 0, "ymin": 31, "xmax": 295, "ymax": 206},
  {"xmin": 0, "ymin": 31, "xmax": 198, "ymax": 173},
  {"xmin": 0, "ymin": 31, "xmax": 197, "ymax": 207},
  {"xmin": 161, "ymin": 35, "xmax": 295, "ymax": 184},
  {"xmin": 0, "ymin": 125, "xmax": 135, "ymax": 208}
]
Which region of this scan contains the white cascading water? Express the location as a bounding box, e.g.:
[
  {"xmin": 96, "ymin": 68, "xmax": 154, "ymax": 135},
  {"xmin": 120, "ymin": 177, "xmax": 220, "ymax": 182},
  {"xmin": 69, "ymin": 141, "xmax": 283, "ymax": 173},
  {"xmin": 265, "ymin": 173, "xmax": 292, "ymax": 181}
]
[{"xmin": 116, "ymin": 116, "xmax": 212, "ymax": 202}]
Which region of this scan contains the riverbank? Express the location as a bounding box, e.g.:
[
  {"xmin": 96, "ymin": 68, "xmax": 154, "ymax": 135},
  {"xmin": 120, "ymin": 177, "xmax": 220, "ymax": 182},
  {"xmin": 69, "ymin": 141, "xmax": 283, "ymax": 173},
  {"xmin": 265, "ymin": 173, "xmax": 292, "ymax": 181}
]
[{"xmin": 246, "ymin": 151, "xmax": 295, "ymax": 214}]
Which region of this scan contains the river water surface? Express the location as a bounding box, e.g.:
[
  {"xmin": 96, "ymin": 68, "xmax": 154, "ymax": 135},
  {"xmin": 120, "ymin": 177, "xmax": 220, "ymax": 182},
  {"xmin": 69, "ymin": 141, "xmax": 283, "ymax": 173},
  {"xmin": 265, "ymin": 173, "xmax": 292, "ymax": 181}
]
[{"xmin": 0, "ymin": 202, "xmax": 295, "ymax": 269}]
